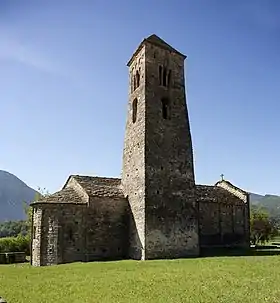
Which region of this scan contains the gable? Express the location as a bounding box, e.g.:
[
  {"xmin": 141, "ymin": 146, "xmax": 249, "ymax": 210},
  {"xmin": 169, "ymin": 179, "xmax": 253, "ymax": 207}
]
[
  {"xmin": 215, "ymin": 180, "xmax": 248, "ymax": 203},
  {"xmin": 62, "ymin": 175, "xmax": 89, "ymax": 201},
  {"xmin": 71, "ymin": 175, "xmax": 124, "ymax": 198},
  {"xmin": 196, "ymin": 185, "xmax": 244, "ymax": 205}
]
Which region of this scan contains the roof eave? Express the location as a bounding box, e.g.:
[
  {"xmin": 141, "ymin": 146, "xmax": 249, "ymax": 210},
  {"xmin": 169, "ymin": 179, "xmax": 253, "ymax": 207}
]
[
  {"xmin": 30, "ymin": 201, "xmax": 86, "ymax": 206},
  {"xmin": 127, "ymin": 38, "xmax": 187, "ymax": 67},
  {"xmin": 127, "ymin": 38, "xmax": 146, "ymax": 67},
  {"xmin": 62, "ymin": 175, "xmax": 74, "ymax": 190}
]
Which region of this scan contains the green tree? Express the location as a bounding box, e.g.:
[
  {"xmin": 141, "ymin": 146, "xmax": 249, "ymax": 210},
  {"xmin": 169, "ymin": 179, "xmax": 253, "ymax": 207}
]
[
  {"xmin": 0, "ymin": 220, "xmax": 28, "ymax": 238},
  {"xmin": 23, "ymin": 187, "xmax": 50, "ymax": 238},
  {"xmin": 250, "ymin": 207, "xmax": 279, "ymax": 245}
]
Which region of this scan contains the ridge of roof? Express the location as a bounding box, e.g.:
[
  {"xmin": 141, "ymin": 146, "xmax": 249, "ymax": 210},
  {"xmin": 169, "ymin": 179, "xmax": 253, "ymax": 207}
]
[
  {"xmin": 71, "ymin": 175, "xmax": 124, "ymax": 198},
  {"xmin": 215, "ymin": 180, "xmax": 248, "ymax": 195},
  {"xmin": 196, "ymin": 184, "xmax": 245, "ymax": 205},
  {"xmin": 127, "ymin": 34, "xmax": 186, "ymax": 66}
]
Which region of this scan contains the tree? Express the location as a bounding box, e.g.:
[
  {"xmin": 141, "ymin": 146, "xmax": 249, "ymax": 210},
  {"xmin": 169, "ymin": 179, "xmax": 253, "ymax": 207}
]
[
  {"xmin": 250, "ymin": 207, "xmax": 279, "ymax": 245},
  {"xmin": 0, "ymin": 220, "xmax": 28, "ymax": 238},
  {"xmin": 23, "ymin": 187, "xmax": 50, "ymax": 238}
]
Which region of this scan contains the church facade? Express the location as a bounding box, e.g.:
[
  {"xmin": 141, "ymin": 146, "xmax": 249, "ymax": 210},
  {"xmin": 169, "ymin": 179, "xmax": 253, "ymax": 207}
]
[{"xmin": 30, "ymin": 35, "xmax": 250, "ymax": 266}]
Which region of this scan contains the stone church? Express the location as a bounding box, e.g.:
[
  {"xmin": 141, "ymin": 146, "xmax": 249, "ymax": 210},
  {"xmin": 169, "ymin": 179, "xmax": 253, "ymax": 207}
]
[{"xmin": 30, "ymin": 34, "xmax": 250, "ymax": 266}]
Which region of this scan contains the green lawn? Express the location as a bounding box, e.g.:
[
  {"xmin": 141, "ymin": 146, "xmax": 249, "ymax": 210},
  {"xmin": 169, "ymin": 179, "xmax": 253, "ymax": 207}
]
[{"xmin": 1, "ymin": 255, "xmax": 280, "ymax": 303}]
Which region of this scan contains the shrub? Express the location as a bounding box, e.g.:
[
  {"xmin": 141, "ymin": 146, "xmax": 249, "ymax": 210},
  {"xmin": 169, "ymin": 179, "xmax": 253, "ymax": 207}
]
[{"xmin": 0, "ymin": 235, "xmax": 30, "ymax": 255}]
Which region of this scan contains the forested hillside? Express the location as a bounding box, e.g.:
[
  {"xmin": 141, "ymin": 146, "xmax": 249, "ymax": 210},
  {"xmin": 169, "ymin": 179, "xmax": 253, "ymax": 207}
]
[{"xmin": 250, "ymin": 193, "xmax": 280, "ymax": 224}]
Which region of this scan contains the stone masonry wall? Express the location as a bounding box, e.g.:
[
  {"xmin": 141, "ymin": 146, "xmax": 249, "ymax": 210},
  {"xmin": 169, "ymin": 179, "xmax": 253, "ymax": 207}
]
[
  {"xmin": 33, "ymin": 203, "xmax": 86, "ymax": 266},
  {"xmin": 197, "ymin": 185, "xmax": 249, "ymax": 248},
  {"xmin": 145, "ymin": 202, "xmax": 198, "ymax": 259},
  {"xmin": 31, "ymin": 206, "xmax": 43, "ymax": 266},
  {"xmin": 144, "ymin": 41, "xmax": 198, "ymax": 258},
  {"xmin": 32, "ymin": 195, "xmax": 128, "ymax": 266},
  {"xmin": 216, "ymin": 181, "xmax": 250, "ymax": 247},
  {"xmin": 56, "ymin": 205, "xmax": 86, "ymax": 264},
  {"xmin": 122, "ymin": 45, "xmax": 146, "ymax": 260},
  {"xmin": 85, "ymin": 196, "xmax": 128, "ymax": 261}
]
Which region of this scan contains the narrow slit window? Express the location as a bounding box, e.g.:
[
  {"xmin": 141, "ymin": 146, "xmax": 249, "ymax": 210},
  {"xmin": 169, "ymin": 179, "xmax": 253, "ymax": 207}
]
[
  {"xmin": 159, "ymin": 66, "xmax": 162, "ymax": 85},
  {"xmin": 161, "ymin": 98, "xmax": 169, "ymax": 120},
  {"xmin": 131, "ymin": 74, "xmax": 134, "ymax": 93},
  {"xmin": 132, "ymin": 98, "xmax": 138, "ymax": 123},
  {"xmin": 163, "ymin": 68, "xmax": 167, "ymax": 87},
  {"xmin": 136, "ymin": 70, "xmax": 140, "ymax": 88},
  {"xmin": 167, "ymin": 70, "xmax": 171, "ymax": 87},
  {"xmin": 133, "ymin": 75, "xmax": 137, "ymax": 91}
]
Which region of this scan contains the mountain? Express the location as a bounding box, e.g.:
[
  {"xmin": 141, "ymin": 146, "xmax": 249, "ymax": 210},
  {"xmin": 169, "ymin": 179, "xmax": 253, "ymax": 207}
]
[
  {"xmin": 250, "ymin": 193, "xmax": 265, "ymax": 202},
  {"xmin": 1, "ymin": 169, "xmax": 280, "ymax": 223},
  {"xmin": 0, "ymin": 170, "xmax": 38, "ymax": 222},
  {"xmin": 250, "ymin": 192, "xmax": 280, "ymax": 221}
]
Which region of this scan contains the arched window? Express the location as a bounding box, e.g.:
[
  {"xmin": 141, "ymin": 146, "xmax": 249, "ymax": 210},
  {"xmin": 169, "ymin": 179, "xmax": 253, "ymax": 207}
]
[
  {"xmin": 161, "ymin": 98, "xmax": 169, "ymax": 120},
  {"xmin": 159, "ymin": 66, "xmax": 172, "ymax": 88},
  {"xmin": 136, "ymin": 70, "xmax": 140, "ymax": 88},
  {"xmin": 132, "ymin": 98, "xmax": 138, "ymax": 123}
]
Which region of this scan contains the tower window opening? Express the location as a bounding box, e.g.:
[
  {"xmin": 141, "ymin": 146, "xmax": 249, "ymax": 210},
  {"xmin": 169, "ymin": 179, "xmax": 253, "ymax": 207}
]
[
  {"xmin": 133, "ymin": 75, "xmax": 137, "ymax": 91},
  {"xmin": 167, "ymin": 70, "xmax": 172, "ymax": 87},
  {"xmin": 161, "ymin": 98, "xmax": 170, "ymax": 120},
  {"xmin": 163, "ymin": 68, "xmax": 167, "ymax": 87},
  {"xmin": 132, "ymin": 98, "xmax": 138, "ymax": 123},
  {"xmin": 159, "ymin": 66, "xmax": 162, "ymax": 85},
  {"xmin": 130, "ymin": 74, "xmax": 134, "ymax": 93},
  {"xmin": 136, "ymin": 70, "xmax": 140, "ymax": 88}
]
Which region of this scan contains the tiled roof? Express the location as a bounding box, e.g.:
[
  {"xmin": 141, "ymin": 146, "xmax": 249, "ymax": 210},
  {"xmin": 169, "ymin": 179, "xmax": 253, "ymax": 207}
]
[
  {"xmin": 146, "ymin": 34, "xmax": 186, "ymax": 57},
  {"xmin": 127, "ymin": 34, "xmax": 186, "ymax": 66},
  {"xmin": 31, "ymin": 175, "xmax": 125, "ymax": 206},
  {"xmin": 196, "ymin": 184, "xmax": 244, "ymax": 205},
  {"xmin": 30, "ymin": 187, "xmax": 87, "ymax": 205},
  {"xmin": 72, "ymin": 175, "xmax": 124, "ymax": 198},
  {"xmin": 215, "ymin": 180, "xmax": 248, "ymax": 195}
]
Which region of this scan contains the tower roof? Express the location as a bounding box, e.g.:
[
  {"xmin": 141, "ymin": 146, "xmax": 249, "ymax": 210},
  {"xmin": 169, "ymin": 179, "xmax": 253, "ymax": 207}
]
[{"xmin": 127, "ymin": 34, "xmax": 186, "ymax": 66}]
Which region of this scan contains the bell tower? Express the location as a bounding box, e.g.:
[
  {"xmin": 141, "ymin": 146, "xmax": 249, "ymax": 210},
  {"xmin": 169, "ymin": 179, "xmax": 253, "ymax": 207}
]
[{"xmin": 122, "ymin": 34, "xmax": 198, "ymax": 260}]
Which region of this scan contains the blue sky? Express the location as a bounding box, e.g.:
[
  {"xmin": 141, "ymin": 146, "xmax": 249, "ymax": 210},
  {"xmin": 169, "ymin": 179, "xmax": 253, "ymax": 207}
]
[{"xmin": 0, "ymin": 0, "xmax": 279, "ymax": 195}]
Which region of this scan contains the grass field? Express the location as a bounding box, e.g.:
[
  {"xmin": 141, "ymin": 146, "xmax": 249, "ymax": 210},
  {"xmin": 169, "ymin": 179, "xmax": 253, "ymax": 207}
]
[{"xmin": 1, "ymin": 255, "xmax": 280, "ymax": 303}]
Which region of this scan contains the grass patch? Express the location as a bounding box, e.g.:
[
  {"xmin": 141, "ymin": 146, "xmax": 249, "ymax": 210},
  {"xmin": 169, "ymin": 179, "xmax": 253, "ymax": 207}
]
[{"xmin": 1, "ymin": 256, "xmax": 280, "ymax": 303}]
